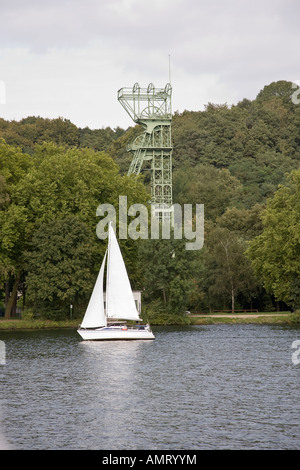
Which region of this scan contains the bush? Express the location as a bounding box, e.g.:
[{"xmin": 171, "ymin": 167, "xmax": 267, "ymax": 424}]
[
  {"xmin": 142, "ymin": 299, "xmax": 191, "ymax": 325},
  {"xmin": 291, "ymin": 309, "xmax": 300, "ymax": 324}
]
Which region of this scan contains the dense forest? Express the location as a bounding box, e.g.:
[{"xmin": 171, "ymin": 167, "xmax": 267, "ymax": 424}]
[{"xmin": 0, "ymin": 80, "xmax": 299, "ymax": 322}]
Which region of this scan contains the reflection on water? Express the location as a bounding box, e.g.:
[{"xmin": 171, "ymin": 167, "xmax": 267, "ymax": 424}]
[
  {"xmin": 78, "ymin": 340, "xmax": 144, "ymax": 448},
  {"xmin": 0, "ymin": 325, "xmax": 299, "ymax": 449}
]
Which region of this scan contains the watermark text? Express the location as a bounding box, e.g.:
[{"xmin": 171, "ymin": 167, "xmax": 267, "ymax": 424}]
[
  {"xmin": 291, "ymin": 81, "xmax": 300, "ymax": 105},
  {"xmin": 0, "ymin": 341, "xmax": 5, "ymax": 365},
  {"xmin": 0, "ymin": 81, "xmax": 5, "ymax": 104},
  {"xmin": 96, "ymin": 196, "xmax": 204, "ymax": 251},
  {"xmin": 291, "ymin": 340, "xmax": 300, "ymax": 365},
  {"xmin": 101, "ymin": 453, "xmax": 197, "ymax": 466}
]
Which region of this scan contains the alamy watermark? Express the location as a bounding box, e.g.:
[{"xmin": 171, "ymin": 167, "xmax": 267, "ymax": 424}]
[
  {"xmin": 96, "ymin": 196, "xmax": 204, "ymax": 251},
  {"xmin": 0, "ymin": 80, "xmax": 6, "ymax": 105},
  {"xmin": 291, "ymin": 340, "xmax": 300, "ymax": 365},
  {"xmin": 291, "ymin": 81, "xmax": 300, "ymax": 105},
  {"xmin": 0, "ymin": 341, "xmax": 5, "ymax": 365}
]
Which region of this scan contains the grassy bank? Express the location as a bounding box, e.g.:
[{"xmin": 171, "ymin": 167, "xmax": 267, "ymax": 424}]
[
  {"xmin": 189, "ymin": 311, "xmax": 300, "ymax": 325},
  {"xmin": 0, "ymin": 311, "xmax": 299, "ymax": 330},
  {"xmin": 0, "ymin": 318, "xmax": 80, "ymax": 330}
]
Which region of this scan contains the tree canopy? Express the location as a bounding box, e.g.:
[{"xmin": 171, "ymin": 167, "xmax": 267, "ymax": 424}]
[
  {"xmin": 0, "ymin": 141, "xmax": 148, "ymax": 318},
  {"xmin": 246, "ymin": 168, "xmax": 300, "ymax": 308},
  {"xmin": 0, "ymin": 80, "xmax": 299, "ymax": 320}
]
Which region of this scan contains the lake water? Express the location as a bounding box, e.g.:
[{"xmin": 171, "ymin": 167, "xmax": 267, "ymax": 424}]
[{"xmin": 0, "ymin": 324, "xmax": 299, "ymax": 450}]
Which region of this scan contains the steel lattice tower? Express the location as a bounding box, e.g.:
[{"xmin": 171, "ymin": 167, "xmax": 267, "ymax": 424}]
[{"xmin": 118, "ymin": 83, "xmax": 173, "ymax": 222}]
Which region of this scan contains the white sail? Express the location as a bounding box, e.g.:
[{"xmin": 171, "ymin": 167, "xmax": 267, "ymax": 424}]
[
  {"xmin": 80, "ymin": 251, "xmax": 107, "ymax": 328},
  {"xmin": 106, "ymin": 223, "xmax": 140, "ymax": 321}
]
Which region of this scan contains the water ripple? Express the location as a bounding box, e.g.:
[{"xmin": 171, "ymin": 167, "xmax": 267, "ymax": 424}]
[{"xmin": 0, "ymin": 324, "xmax": 299, "ymax": 449}]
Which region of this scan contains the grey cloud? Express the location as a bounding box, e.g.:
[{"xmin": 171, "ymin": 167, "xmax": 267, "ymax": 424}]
[{"xmin": 1, "ymin": 0, "xmax": 300, "ymax": 128}]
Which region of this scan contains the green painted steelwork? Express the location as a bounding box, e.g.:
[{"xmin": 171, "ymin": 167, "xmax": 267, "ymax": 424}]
[{"xmin": 118, "ymin": 83, "xmax": 173, "ymax": 222}]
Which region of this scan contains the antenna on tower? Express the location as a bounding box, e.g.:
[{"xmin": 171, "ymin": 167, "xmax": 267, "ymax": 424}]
[{"xmin": 168, "ymin": 54, "xmax": 171, "ymax": 85}]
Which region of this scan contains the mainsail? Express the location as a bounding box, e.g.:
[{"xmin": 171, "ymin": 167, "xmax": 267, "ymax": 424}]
[
  {"xmin": 80, "ymin": 251, "xmax": 107, "ymax": 328},
  {"xmin": 106, "ymin": 223, "xmax": 140, "ymax": 321}
]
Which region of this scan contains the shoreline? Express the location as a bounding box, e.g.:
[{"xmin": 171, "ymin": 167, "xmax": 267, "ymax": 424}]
[
  {"xmin": 189, "ymin": 312, "xmax": 299, "ymax": 325},
  {"xmin": 0, "ymin": 312, "xmax": 298, "ymax": 330}
]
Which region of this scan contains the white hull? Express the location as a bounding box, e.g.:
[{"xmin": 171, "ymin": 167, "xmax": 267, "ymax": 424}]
[{"xmin": 77, "ymin": 325, "xmax": 155, "ymax": 341}]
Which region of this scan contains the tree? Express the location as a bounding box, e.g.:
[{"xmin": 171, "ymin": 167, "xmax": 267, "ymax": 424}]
[
  {"xmin": 203, "ymin": 225, "xmax": 258, "ymax": 312},
  {"xmin": 256, "ymin": 80, "xmax": 295, "ymax": 107},
  {"xmin": 0, "ymin": 140, "xmax": 32, "ymax": 317},
  {"xmin": 246, "ymin": 168, "xmax": 300, "ymax": 308},
  {"xmin": 1, "ymin": 79, "xmax": 300, "ymax": 320},
  {"xmin": 0, "ymin": 141, "xmax": 149, "ymax": 318},
  {"xmin": 0, "ymin": 138, "xmax": 32, "ymax": 190},
  {"xmin": 25, "ymin": 216, "xmax": 98, "ymax": 319},
  {"xmin": 79, "ymin": 126, "xmax": 125, "ymax": 153},
  {"xmin": 0, "ymin": 174, "xmax": 9, "ymax": 209},
  {"xmin": 217, "ymin": 204, "xmax": 264, "ymax": 240},
  {"xmin": 173, "ymin": 164, "xmax": 241, "ymax": 221},
  {"xmin": 137, "ymin": 235, "xmax": 196, "ymax": 316}
]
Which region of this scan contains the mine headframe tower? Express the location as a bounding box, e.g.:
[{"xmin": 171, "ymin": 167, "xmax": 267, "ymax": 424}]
[{"xmin": 118, "ymin": 82, "xmax": 173, "ymax": 222}]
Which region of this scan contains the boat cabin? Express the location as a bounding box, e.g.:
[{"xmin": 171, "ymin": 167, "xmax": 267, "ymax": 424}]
[{"xmin": 103, "ymin": 290, "xmax": 141, "ymax": 315}]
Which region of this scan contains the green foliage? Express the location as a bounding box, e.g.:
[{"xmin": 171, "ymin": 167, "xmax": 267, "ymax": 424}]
[
  {"xmin": 0, "ymin": 117, "xmax": 80, "ymax": 153},
  {"xmin": 80, "ymin": 126, "xmax": 126, "ymax": 153},
  {"xmin": 202, "ymin": 224, "xmax": 259, "ymax": 312},
  {"xmin": 0, "ymin": 117, "xmax": 125, "ymax": 155},
  {"xmin": 142, "ymin": 298, "xmax": 191, "ymax": 325},
  {"xmin": 217, "ymin": 204, "xmax": 264, "ymax": 240},
  {"xmin": 0, "ymin": 141, "xmax": 33, "ymax": 281},
  {"xmin": 0, "ymin": 139, "xmax": 33, "ymax": 190},
  {"xmin": 290, "ymin": 310, "xmax": 300, "ymax": 324},
  {"xmin": 173, "ymin": 164, "xmax": 241, "ymax": 220},
  {"xmin": 0, "ymin": 80, "xmax": 299, "ymax": 320},
  {"xmin": 25, "ymin": 216, "xmax": 96, "ymax": 319},
  {"xmin": 256, "ymin": 80, "xmax": 296, "ymax": 106},
  {"xmin": 15, "ymin": 142, "xmax": 120, "ymax": 227},
  {"xmin": 137, "ymin": 235, "xmax": 196, "ymax": 315},
  {"xmin": 247, "ymin": 168, "xmax": 300, "ymax": 308},
  {"xmin": 171, "ymin": 80, "xmax": 299, "ymax": 208},
  {"xmin": 0, "ymin": 140, "xmax": 149, "ymax": 318}
]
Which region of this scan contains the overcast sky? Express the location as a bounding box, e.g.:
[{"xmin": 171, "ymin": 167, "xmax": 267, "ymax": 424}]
[{"xmin": 0, "ymin": 0, "xmax": 299, "ymax": 129}]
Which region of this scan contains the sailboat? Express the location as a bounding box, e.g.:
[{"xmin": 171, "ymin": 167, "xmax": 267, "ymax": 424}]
[{"xmin": 77, "ymin": 222, "xmax": 155, "ymax": 341}]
